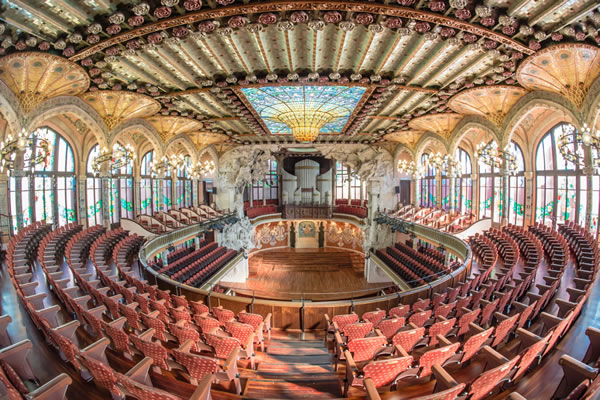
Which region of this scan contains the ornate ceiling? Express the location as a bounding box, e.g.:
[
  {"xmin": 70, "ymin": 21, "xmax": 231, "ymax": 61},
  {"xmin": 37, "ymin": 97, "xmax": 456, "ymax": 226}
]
[{"xmin": 0, "ymin": 0, "xmax": 599, "ymax": 153}]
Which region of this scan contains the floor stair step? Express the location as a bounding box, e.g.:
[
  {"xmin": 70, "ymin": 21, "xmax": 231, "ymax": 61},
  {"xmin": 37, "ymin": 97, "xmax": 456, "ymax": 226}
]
[{"xmin": 243, "ymin": 376, "xmax": 342, "ymax": 399}]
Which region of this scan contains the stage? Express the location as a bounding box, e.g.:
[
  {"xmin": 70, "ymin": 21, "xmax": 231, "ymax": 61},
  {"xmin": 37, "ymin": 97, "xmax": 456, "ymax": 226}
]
[{"xmin": 219, "ymin": 248, "xmax": 393, "ymax": 301}]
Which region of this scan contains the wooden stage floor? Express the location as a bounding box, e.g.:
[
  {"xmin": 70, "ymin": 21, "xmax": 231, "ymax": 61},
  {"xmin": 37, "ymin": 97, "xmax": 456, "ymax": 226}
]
[{"xmin": 219, "ymin": 248, "xmax": 393, "ymax": 301}]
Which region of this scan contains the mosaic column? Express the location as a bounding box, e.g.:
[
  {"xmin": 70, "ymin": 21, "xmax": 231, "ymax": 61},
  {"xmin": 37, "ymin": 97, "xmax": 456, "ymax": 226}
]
[
  {"xmin": 11, "ymin": 170, "xmax": 24, "ymax": 231},
  {"xmin": 51, "ymin": 177, "xmax": 57, "ymax": 228},
  {"xmin": 172, "ymin": 176, "xmax": 178, "ymax": 209},
  {"xmin": 101, "ymin": 175, "xmax": 111, "ymax": 228},
  {"xmin": 78, "ymin": 174, "xmax": 87, "ymax": 227},
  {"xmin": 583, "ymin": 166, "xmax": 594, "ymax": 231},
  {"xmin": 249, "ymin": 182, "xmax": 254, "ymax": 208},
  {"xmin": 263, "ymin": 181, "xmax": 267, "ymax": 206},
  {"xmin": 449, "ymin": 177, "xmax": 457, "ymax": 212},
  {"xmin": 133, "ymin": 177, "xmax": 141, "ymax": 217},
  {"xmin": 500, "ymin": 165, "xmax": 510, "ymax": 227},
  {"xmin": 192, "ymin": 179, "xmax": 199, "ymax": 207},
  {"xmin": 436, "ymin": 170, "xmax": 442, "ymax": 209},
  {"xmin": 411, "ymin": 179, "xmax": 416, "ymax": 207},
  {"xmin": 471, "ymin": 173, "xmax": 478, "ymax": 218},
  {"xmin": 156, "ymin": 178, "xmax": 164, "ymax": 212},
  {"xmin": 0, "ymin": 173, "xmax": 10, "ymax": 240},
  {"xmin": 524, "ymin": 171, "xmax": 534, "ymax": 225}
]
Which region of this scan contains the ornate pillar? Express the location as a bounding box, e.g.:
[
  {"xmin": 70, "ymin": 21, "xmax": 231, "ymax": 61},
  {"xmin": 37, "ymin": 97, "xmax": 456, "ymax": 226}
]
[
  {"xmin": 0, "ymin": 173, "xmax": 10, "ymax": 240},
  {"xmin": 134, "ymin": 177, "xmax": 141, "ymax": 217},
  {"xmin": 449, "ymin": 177, "xmax": 457, "ymax": 212},
  {"xmin": 11, "ymin": 170, "xmax": 25, "ymax": 230},
  {"xmin": 193, "ymin": 179, "xmax": 199, "ymax": 207},
  {"xmin": 263, "ymin": 181, "xmax": 267, "ymax": 206},
  {"xmin": 332, "ymin": 161, "xmax": 336, "ymax": 206},
  {"xmin": 500, "ymin": 165, "xmax": 510, "ymax": 226},
  {"xmin": 78, "ymin": 174, "xmax": 87, "ymax": 227},
  {"xmin": 101, "ymin": 175, "xmax": 111, "ymax": 228},
  {"xmin": 583, "ymin": 166, "xmax": 594, "ymax": 230},
  {"xmin": 436, "ymin": 171, "xmax": 442, "ymax": 209},
  {"xmin": 249, "ymin": 181, "xmax": 254, "ymax": 208},
  {"xmin": 346, "ymin": 167, "xmax": 351, "ymax": 205},
  {"xmin": 411, "ymin": 179, "xmax": 417, "ymax": 207},
  {"xmin": 50, "ymin": 176, "xmax": 57, "ymax": 227},
  {"xmin": 524, "ymin": 171, "xmax": 534, "ymax": 225},
  {"xmin": 471, "ymin": 173, "xmax": 478, "ymax": 218},
  {"xmin": 172, "ymin": 176, "xmax": 178, "ymax": 209}
]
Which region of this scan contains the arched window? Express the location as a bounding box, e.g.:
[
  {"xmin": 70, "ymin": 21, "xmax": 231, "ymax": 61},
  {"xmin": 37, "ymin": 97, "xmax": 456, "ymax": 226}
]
[
  {"xmin": 535, "ymin": 123, "xmax": 582, "ymax": 228},
  {"xmin": 478, "ymin": 142, "xmax": 501, "ymax": 222},
  {"xmin": 176, "ymin": 155, "xmax": 192, "ymax": 208},
  {"xmin": 508, "ymin": 141, "xmax": 526, "ymax": 226},
  {"xmin": 335, "ymin": 161, "xmax": 366, "ymax": 201},
  {"xmin": 420, "ymin": 154, "xmax": 436, "ymax": 208},
  {"xmin": 139, "ymin": 151, "xmax": 158, "ymax": 216},
  {"xmin": 454, "ymin": 147, "xmax": 472, "ymax": 214},
  {"xmin": 9, "ymin": 127, "xmax": 77, "ymax": 229},
  {"xmin": 108, "ymin": 143, "xmax": 134, "ymax": 223},
  {"xmin": 86, "ymin": 145, "xmax": 103, "ymax": 226}
]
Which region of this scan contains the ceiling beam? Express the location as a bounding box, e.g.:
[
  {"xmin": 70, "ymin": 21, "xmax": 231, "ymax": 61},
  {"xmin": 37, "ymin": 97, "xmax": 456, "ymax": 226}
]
[
  {"xmin": 6, "ymin": 0, "xmax": 70, "ymax": 34},
  {"xmin": 528, "ymin": 0, "xmax": 571, "ymax": 26},
  {"xmin": 553, "ymin": 1, "xmax": 599, "ymax": 31}
]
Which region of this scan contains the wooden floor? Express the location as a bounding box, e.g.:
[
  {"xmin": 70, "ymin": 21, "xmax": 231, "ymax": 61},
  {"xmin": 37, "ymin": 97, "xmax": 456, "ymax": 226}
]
[{"xmin": 220, "ymin": 248, "xmax": 392, "ymax": 301}]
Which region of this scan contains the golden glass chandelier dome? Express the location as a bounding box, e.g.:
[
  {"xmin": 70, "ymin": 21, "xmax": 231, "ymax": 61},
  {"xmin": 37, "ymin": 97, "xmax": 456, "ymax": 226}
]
[{"xmin": 276, "ymin": 110, "xmax": 335, "ymax": 143}]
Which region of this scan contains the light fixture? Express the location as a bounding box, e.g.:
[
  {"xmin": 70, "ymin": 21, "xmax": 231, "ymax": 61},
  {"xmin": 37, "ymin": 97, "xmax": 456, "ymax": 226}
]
[
  {"xmin": 557, "ymin": 123, "xmax": 600, "ymax": 170},
  {"xmin": 92, "ymin": 143, "xmax": 136, "ymax": 176},
  {"xmin": 397, "ymin": 160, "xmax": 425, "ymax": 179},
  {"xmin": 150, "ymin": 155, "xmax": 186, "ymax": 177},
  {"xmin": 429, "ymin": 152, "xmax": 461, "ymax": 178},
  {"xmin": 277, "ymin": 110, "xmax": 333, "ymax": 143},
  {"xmin": 187, "ymin": 160, "xmax": 216, "ymax": 179},
  {"xmin": 475, "ymin": 141, "xmax": 517, "ymax": 176},
  {"xmin": 0, "ymin": 129, "xmax": 51, "ymax": 175}
]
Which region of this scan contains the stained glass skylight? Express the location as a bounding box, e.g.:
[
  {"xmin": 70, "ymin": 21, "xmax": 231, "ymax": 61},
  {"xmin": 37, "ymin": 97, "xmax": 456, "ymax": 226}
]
[{"xmin": 240, "ymin": 86, "xmax": 366, "ymax": 141}]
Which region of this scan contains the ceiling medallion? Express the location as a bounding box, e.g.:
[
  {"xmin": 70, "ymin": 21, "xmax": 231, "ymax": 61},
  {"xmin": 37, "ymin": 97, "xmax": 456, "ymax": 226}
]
[{"xmin": 239, "ymin": 86, "xmax": 367, "ymax": 143}]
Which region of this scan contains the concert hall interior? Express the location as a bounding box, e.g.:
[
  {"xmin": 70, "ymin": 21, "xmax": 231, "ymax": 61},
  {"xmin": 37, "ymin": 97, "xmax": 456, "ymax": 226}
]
[{"xmin": 1, "ymin": 0, "xmax": 600, "ymax": 399}]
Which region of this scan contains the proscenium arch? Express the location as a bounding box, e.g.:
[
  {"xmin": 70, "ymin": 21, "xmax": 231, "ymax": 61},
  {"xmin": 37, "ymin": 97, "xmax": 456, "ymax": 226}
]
[
  {"xmin": 502, "ymin": 91, "xmax": 585, "ymax": 148},
  {"xmin": 25, "ymin": 96, "xmax": 109, "ymax": 148},
  {"xmin": 448, "ymin": 116, "xmax": 499, "ymax": 155}
]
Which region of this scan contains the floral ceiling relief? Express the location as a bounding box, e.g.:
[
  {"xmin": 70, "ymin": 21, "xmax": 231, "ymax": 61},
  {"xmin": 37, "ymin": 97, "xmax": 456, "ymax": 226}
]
[{"xmin": 316, "ymin": 144, "xmax": 393, "ymax": 181}]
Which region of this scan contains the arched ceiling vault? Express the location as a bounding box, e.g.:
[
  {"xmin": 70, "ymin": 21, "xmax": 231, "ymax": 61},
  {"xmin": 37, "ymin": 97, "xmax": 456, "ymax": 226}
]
[{"xmin": 0, "ymin": 0, "xmax": 598, "ymax": 161}]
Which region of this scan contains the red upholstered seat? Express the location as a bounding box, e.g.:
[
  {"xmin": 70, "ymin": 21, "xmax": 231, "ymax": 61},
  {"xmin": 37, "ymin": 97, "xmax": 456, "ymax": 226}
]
[
  {"xmin": 417, "ymin": 342, "xmax": 460, "ymax": 378},
  {"xmin": 468, "ymin": 355, "xmax": 520, "ymax": 400},
  {"xmin": 129, "ymin": 333, "xmax": 169, "ymax": 370},
  {"xmin": 392, "ymin": 327, "xmax": 426, "ymax": 353},
  {"xmin": 204, "ymin": 333, "xmax": 241, "ymax": 360},
  {"xmin": 332, "ymin": 313, "xmax": 359, "ymax": 331},
  {"xmin": 378, "ymin": 318, "xmax": 406, "ymax": 340},
  {"xmin": 347, "ymin": 336, "xmax": 388, "ymax": 363},
  {"xmin": 212, "ymin": 307, "xmax": 235, "ymax": 325},
  {"xmin": 343, "ymin": 322, "xmax": 374, "ymax": 342},
  {"xmin": 362, "ymin": 310, "xmax": 386, "ymax": 328}
]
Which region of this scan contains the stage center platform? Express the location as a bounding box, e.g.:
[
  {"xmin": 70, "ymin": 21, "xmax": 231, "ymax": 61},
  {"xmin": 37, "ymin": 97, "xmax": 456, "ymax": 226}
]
[{"xmin": 219, "ymin": 248, "xmax": 393, "ymax": 301}]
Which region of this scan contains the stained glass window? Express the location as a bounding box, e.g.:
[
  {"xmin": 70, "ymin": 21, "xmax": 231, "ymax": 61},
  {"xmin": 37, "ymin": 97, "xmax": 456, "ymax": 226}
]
[
  {"xmin": 10, "ymin": 127, "xmax": 77, "ymax": 229},
  {"xmin": 86, "ymin": 145, "xmax": 103, "ymax": 226},
  {"xmin": 335, "ymin": 161, "xmax": 365, "ymax": 201},
  {"xmin": 507, "ymin": 142, "xmax": 526, "ymax": 226},
  {"xmin": 107, "ymin": 142, "xmax": 134, "ymax": 223},
  {"xmin": 253, "ymin": 159, "xmax": 278, "ymax": 202},
  {"xmin": 140, "ymin": 151, "xmax": 154, "ymax": 216},
  {"xmin": 478, "ymin": 142, "xmax": 500, "ymax": 222},
  {"xmin": 454, "ymin": 147, "xmax": 472, "ymax": 214},
  {"xmin": 420, "ymin": 154, "xmax": 436, "ymax": 208},
  {"xmin": 176, "ymin": 155, "xmax": 192, "ymax": 208},
  {"xmin": 240, "ymin": 86, "xmax": 366, "ymax": 136},
  {"xmin": 535, "ymin": 123, "xmax": 582, "ymax": 228}
]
